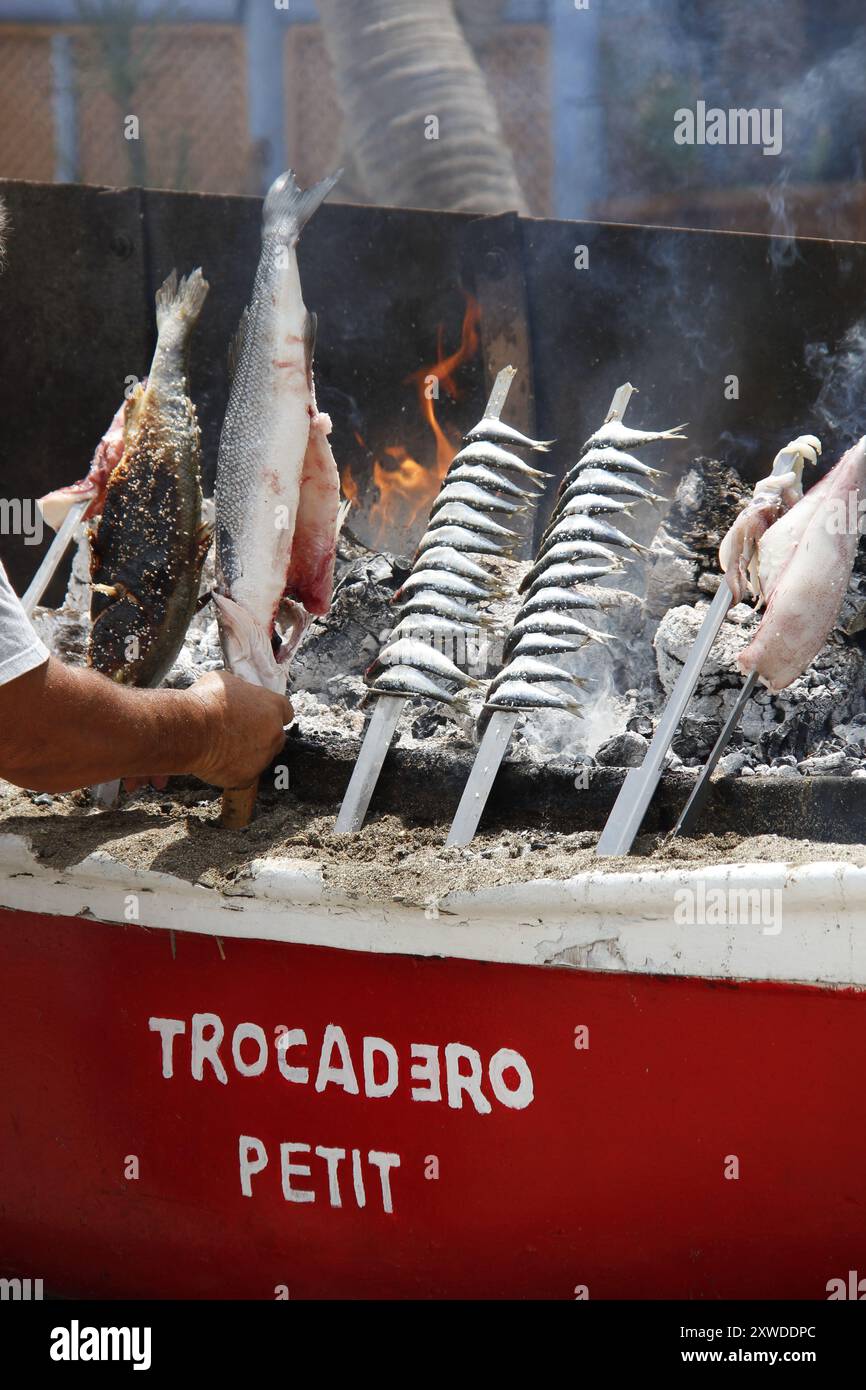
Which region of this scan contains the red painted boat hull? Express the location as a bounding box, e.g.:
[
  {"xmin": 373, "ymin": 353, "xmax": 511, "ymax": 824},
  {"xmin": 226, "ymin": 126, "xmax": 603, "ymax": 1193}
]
[{"xmin": 0, "ymin": 906, "xmax": 863, "ymax": 1300}]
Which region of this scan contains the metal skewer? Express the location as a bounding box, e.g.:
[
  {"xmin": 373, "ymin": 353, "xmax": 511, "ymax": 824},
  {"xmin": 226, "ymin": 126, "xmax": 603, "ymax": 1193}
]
[
  {"xmin": 596, "ymin": 442, "xmax": 803, "ymax": 856},
  {"xmin": 667, "ymin": 670, "xmax": 758, "ymax": 839},
  {"xmin": 446, "ymin": 384, "xmax": 635, "ymax": 848},
  {"xmin": 334, "ymin": 693, "xmax": 406, "ymax": 833},
  {"xmin": 595, "ymin": 580, "xmax": 735, "ymax": 855},
  {"xmin": 334, "ymin": 365, "xmax": 519, "ymax": 835},
  {"xmin": 21, "ymin": 499, "xmax": 89, "ymax": 616}
]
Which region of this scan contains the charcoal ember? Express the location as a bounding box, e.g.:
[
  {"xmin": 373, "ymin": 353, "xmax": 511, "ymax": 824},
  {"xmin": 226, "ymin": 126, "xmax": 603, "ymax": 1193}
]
[
  {"xmin": 655, "ymin": 602, "xmax": 756, "ymax": 698},
  {"xmin": 655, "ymin": 601, "xmax": 866, "ymax": 762},
  {"xmin": 626, "ymin": 713, "xmax": 653, "ymax": 736},
  {"xmin": 836, "ymin": 546, "xmax": 866, "ymax": 636},
  {"xmin": 594, "ymin": 730, "xmax": 648, "ymax": 767},
  {"xmin": 799, "ymin": 750, "xmax": 856, "ymax": 775},
  {"xmin": 644, "ymin": 458, "xmax": 750, "ymax": 620},
  {"xmin": 834, "ymin": 718, "xmax": 866, "ymax": 754},
  {"xmin": 411, "ymin": 705, "xmax": 451, "ymax": 740},
  {"xmin": 716, "ymin": 751, "xmax": 747, "ymax": 776},
  {"xmin": 291, "ymin": 544, "xmax": 403, "ymax": 695},
  {"xmin": 672, "ymin": 714, "xmax": 721, "ymax": 763}
]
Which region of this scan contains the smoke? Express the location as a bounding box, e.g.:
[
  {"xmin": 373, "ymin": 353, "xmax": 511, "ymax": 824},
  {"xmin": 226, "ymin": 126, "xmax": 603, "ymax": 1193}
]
[
  {"xmin": 766, "ymin": 169, "xmax": 801, "ymax": 271},
  {"xmin": 805, "ymin": 317, "xmax": 866, "ymax": 448},
  {"xmin": 766, "ymin": 28, "xmax": 866, "ymax": 258}
]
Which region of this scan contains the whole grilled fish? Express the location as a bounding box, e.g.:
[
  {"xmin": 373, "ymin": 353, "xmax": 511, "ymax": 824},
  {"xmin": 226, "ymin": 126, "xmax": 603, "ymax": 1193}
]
[
  {"xmin": 89, "ymin": 270, "xmax": 210, "ymax": 686},
  {"xmin": 214, "ymin": 168, "xmax": 343, "ymax": 693},
  {"xmin": 464, "ymin": 419, "xmax": 553, "ymax": 451}
]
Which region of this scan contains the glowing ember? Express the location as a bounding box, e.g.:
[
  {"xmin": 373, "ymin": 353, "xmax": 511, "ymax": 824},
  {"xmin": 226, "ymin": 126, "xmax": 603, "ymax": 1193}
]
[{"xmin": 340, "ymin": 296, "xmax": 482, "ymax": 548}]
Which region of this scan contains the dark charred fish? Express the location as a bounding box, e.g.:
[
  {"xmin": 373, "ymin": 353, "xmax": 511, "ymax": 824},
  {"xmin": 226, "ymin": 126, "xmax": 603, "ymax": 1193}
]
[{"xmin": 89, "ymin": 269, "xmax": 210, "ymax": 687}]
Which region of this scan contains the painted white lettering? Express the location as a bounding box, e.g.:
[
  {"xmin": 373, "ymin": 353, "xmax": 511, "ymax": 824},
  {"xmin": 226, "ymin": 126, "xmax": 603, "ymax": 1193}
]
[{"xmin": 148, "ymin": 1016, "xmax": 185, "ymax": 1078}]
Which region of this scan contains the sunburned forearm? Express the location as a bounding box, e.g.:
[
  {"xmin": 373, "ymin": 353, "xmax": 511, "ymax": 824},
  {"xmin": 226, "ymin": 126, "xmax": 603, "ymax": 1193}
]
[{"xmin": 0, "ymin": 657, "xmax": 206, "ymax": 792}]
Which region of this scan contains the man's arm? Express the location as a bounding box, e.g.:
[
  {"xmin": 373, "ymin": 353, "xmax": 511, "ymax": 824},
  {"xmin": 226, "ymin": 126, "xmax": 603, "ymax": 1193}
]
[{"xmin": 0, "ymin": 657, "xmax": 292, "ymax": 793}]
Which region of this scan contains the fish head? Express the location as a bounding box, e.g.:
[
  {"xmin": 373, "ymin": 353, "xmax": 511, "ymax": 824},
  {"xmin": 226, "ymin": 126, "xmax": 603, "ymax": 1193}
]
[{"xmin": 212, "ymin": 591, "xmax": 291, "ymax": 694}]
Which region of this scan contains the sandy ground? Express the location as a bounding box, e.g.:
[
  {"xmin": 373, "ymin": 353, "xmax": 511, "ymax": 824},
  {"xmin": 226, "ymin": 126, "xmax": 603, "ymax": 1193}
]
[{"xmin": 1, "ymin": 780, "xmax": 864, "ymax": 908}]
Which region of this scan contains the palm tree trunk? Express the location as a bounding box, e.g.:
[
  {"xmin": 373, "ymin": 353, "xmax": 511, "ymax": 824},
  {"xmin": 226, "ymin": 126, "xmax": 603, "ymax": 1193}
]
[{"xmin": 316, "ymin": 0, "xmax": 528, "ymax": 215}]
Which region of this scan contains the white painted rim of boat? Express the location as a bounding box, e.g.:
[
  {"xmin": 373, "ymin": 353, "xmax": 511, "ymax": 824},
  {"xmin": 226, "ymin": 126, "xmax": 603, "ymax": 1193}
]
[{"xmin": 1, "ymin": 829, "xmax": 863, "ymax": 987}]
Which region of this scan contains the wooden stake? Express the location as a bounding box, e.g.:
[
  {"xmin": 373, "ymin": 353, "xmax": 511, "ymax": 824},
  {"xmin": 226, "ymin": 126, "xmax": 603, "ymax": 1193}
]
[{"xmin": 220, "ymin": 779, "xmax": 259, "ymax": 829}]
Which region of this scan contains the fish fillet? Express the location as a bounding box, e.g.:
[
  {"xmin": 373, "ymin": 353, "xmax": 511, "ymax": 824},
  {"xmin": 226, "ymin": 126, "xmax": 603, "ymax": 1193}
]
[{"xmin": 738, "ymin": 437, "xmax": 866, "ymax": 691}]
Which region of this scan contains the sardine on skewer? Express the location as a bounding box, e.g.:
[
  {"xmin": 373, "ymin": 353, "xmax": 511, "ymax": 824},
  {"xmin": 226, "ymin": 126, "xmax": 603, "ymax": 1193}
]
[
  {"xmin": 415, "ymin": 524, "xmax": 510, "ymax": 558},
  {"xmin": 450, "ymin": 440, "xmax": 552, "ymax": 480},
  {"xmin": 565, "ymin": 447, "xmax": 663, "ymax": 481},
  {"xmin": 538, "ymin": 515, "xmax": 647, "ymax": 557},
  {"xmin": 482, "ymin": 680, "xmax": 582, "ymax": 713},
  {"xmin": 463, "ymin": 419, "xmax": 554, "ymax": 451},
  {"xmin": 509, "ymin": 633, "xmax": 590, "ymax": 659},
  {"xmin": 425, "ymin": 501, "xmax": 517, "ymax": 539},
  {"xmin": 431, "ymin": 481, "xmax": 526, "ymax": 515},
  {"xmin": 398, "ymin": 591, "xmax": 481, "ymax": 624},
  {"xmin": 389, "ymin": 613, "xmax": 474, "ymax": 642},
  {"xmin": 503, "ymin": 610, "xmax": 610, "ymax": 658},
  {"xmin": 523, "ymin": 561, "xmax": 621, "ymax": 597},
  {"xmin": 446, "ymin": 462, "xmax": 541, "ymax": 498},
  {"xmin": 369, "ymin": 638, "xmax": 479, "ymax": 687},
  {"xmin": 580, "ymin": 420, "xmax": 687, "ymax": 453},
  {"xmin": 520, "ymin": 544, "xmax": 624, "ymax": 593},
  {"xmin": 363, "ymin": 665, "xmax": 467, "ymax": 706},
  {"xmin": 519, "ymin": 585, "xmax": 611, "ymax": 616},
  {"xmin": 411, "ymin": 546, "xmax": 493, "ymax": 582},
  {"xmin": 557, "ymin": 469, "xmax": 664, "ymax": 506},
  {"xmin": 488, "ymin": 656, "xmax": 588, "ymax": 691},
  {"xmin": 552, "ymin": 493, "xmax": 635, "ymax": 519},
  {"xmin": 393, "ymin": 569, "xmax": 493, "ymax": 603},
  {"xmin": 89, "ymin": 270, "xmax": 210, "ymax": 688}
]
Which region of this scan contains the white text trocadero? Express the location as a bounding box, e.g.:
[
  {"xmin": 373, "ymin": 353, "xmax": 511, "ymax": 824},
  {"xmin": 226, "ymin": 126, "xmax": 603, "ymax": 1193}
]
[{"xmin": 148, "ymin": 1014, "xmax": 535, "ymax": 1113}]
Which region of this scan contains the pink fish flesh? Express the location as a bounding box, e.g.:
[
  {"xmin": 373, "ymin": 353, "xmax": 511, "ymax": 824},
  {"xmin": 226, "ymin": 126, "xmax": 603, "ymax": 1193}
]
[
  {"xmin": 718, "ymin": 435, "xmax": 821, "ymax": 603},
  {"xmin": 37, "ymin": 395, "xmax": 132, "ymax": 531},
  {"xmin": 737, "ymin": 437, "xmax": 866, "ymax": 691}
]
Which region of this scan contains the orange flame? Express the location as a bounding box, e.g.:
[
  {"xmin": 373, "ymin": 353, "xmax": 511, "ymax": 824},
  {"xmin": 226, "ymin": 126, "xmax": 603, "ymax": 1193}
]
[{"xmin": 340, "ymin": 295, "xmax": 481, "ymax": 547}]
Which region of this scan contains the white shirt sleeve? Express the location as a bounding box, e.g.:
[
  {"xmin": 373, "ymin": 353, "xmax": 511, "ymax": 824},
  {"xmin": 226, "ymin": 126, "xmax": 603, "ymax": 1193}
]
[{"xmin": 0, "ymin": 558, "xmax": 50, "ymax": 687}]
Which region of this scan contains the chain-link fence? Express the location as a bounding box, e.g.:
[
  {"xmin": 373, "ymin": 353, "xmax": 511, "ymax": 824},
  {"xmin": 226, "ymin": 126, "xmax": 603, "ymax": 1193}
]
[{"xmin": 0, "ymin": 14, "xmax": 553, "ymax": 214}]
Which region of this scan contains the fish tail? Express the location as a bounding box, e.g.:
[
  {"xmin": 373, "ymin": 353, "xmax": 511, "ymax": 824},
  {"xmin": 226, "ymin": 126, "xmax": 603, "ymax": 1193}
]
[
  {"xmin": 155, "ymin": 267, "xmax": 210, "ymax": 335},
  {"xmin": 263, "ymin": 168, "xmax": 342, "ymax": 243}
]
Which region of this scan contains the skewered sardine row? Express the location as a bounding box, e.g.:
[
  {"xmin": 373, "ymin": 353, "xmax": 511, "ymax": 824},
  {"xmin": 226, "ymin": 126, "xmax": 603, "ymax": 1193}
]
[
  {"xmin": 364, "ymin": 396, "xmax": 547, "ymax": 704},
  {"xmin": 480, "ymin": 401, "xmax": 682, "ymax": 724}
]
